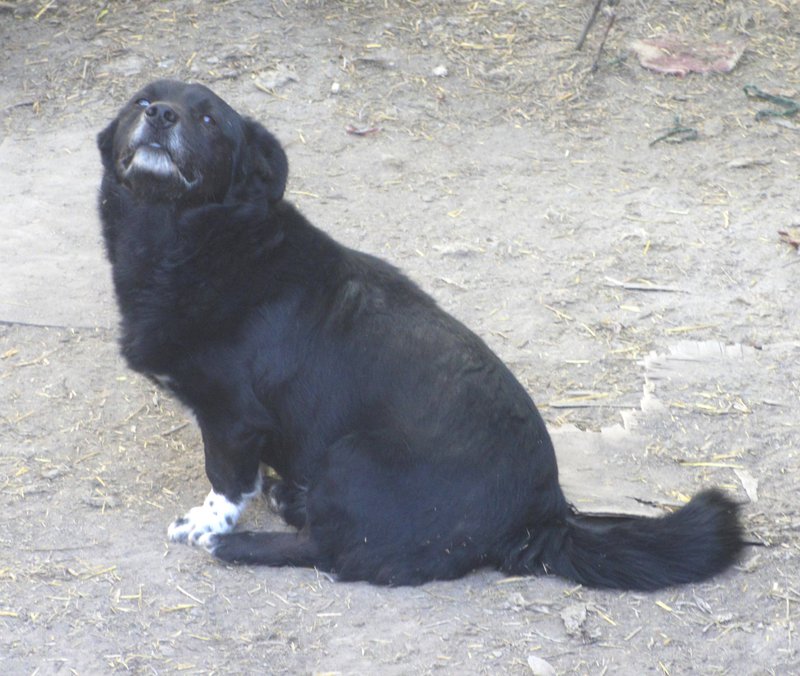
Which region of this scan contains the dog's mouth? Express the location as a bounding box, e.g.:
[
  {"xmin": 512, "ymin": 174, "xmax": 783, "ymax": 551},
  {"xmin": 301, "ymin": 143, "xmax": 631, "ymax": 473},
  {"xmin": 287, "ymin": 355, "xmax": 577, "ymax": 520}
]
[{"xmin": 119, "ymin": 141, "xmax": 201, "ymax": 193}]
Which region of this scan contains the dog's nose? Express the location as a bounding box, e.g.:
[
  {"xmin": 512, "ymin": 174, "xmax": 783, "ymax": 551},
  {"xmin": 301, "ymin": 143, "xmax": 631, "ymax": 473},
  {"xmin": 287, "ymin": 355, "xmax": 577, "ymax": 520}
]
[{"xmin": 144, "ymin": 103, "xmax": 179, "ymax": 129}]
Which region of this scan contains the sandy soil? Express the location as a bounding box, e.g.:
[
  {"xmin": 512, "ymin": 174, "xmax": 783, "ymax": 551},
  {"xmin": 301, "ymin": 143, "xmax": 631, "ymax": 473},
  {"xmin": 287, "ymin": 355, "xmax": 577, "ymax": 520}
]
[{"xmin": 1, "ymin": 1, "xmax": 799, "ymax": 674}]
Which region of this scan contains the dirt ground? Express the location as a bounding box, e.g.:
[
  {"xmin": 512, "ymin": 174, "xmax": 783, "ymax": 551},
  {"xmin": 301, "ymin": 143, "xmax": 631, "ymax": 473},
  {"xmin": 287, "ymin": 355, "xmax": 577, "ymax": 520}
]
[{"xmin": 2, "ymin": 1, "xmax": 799, "ymax": 674}]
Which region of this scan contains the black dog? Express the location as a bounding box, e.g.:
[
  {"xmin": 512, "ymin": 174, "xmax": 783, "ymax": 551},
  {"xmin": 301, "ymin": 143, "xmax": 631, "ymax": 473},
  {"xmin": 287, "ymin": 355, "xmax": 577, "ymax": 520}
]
[{"xmin": 97, "ymin": 80, "xmax": 744, "ymax": 589}]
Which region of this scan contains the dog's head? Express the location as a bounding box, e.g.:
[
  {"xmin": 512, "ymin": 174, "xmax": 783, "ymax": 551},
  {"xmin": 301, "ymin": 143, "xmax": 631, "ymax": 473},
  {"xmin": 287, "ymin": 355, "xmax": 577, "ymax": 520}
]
[{"xmin": 98, "ymin": 80, "xmax": 288, "ymax": 205}]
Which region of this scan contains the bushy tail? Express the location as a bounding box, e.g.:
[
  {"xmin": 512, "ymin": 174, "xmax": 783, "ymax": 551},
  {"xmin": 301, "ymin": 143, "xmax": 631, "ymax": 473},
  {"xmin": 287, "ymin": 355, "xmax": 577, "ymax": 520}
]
[{"xmin": 504, "ymin": 489, "xmax": 744, "ymax": 590}]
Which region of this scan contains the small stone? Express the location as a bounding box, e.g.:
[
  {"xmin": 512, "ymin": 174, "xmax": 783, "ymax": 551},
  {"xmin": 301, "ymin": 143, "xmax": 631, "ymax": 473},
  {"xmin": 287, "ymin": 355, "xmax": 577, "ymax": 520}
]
[
  {"xmin": 41, "ymin": 466, "xmax": 68, "ymax": 480},
  {"xmin": 331, "ymin": 81, "xmax": 341, "ymax": 94},
  {"xmin": 560, "ymin": 602, "xmax": 587, "ymax": 637},
  {"xmin": 83, "ymin": 494, "xmax": 118, "ymax": 509},
  {"xmin": 432, "ymin": 64, "xmax": 449, "ymax": 78}
]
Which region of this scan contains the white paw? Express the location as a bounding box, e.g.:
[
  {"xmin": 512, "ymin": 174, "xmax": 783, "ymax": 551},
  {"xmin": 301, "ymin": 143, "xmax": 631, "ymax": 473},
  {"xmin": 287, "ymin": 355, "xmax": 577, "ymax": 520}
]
[
  {"xmin": 168, "ymin": 490, "xmax": 243, "ymax": 545},
  {"xmin": 168, "ymin": 477, "xmax": 262, "ymax": 546}
]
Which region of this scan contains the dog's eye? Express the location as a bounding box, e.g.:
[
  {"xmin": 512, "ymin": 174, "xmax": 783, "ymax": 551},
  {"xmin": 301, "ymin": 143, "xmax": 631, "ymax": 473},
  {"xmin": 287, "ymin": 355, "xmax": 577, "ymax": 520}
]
[
  {"xmin": 201, "ymin": 113, "xmax": 215, "ymax": 126},
  {"xmin": 136, "ymin": 98, "xmax": 151, "ymax": 108}
]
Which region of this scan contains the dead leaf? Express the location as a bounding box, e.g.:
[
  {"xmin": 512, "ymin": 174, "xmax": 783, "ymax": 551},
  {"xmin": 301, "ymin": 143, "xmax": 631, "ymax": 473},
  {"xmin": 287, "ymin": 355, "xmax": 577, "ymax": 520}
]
[
  {"xmin": 734, "ymin": 468, "xmax": 758, "ymax": 503},
  {"xmin": 778, "ymin": 228, "xmax": 800, "ymax": 250},
  {"xmin": 527, "ymin": 654, "xmax": 557, "ymax": 676},
  {"xmin": 254, "ymin": 64, "xmax": 298, "ymax": 90},
  {"xmin": 726, "ymin": 157, "xmax": 771, "ymax": 169},
  {"xmin": 631, "ymin": 35, "xmax": 747, "ymax": 76}
]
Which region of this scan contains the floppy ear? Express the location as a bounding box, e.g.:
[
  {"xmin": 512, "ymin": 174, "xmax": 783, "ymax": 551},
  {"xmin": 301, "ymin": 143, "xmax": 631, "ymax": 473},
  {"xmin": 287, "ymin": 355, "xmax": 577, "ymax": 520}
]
[
  {"xmin": 236, "ymin": 117, "xmax": 289, "ymax": 203},
  {"xmin": 97, "ymin": 118, "xmax": 119, "ymax": 171}
]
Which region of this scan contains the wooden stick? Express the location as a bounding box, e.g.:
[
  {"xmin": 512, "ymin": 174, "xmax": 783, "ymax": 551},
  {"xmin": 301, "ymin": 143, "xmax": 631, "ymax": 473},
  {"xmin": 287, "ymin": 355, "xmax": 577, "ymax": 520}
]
[
  {"xmin": 590, "ymin": 8, "xmax": 617, "ymax": 72},
  {"xmin": 576, "ymin": 0, "xmax": 605, "ymax": 51}
]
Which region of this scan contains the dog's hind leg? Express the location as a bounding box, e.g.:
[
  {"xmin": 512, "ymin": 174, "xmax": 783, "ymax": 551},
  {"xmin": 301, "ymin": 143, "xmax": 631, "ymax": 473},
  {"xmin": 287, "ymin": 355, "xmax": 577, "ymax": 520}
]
[
  {"xmin": 263, "ymin": 477, "xmax": 308, "ymax": 530},
  {"xmin": 199, "ymin": 530, "xmax": 328, "ymax": 570}
]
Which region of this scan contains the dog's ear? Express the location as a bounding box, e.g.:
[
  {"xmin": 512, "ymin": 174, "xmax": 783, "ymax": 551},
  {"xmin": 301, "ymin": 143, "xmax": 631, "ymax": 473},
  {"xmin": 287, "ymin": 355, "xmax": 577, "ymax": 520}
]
[
  {"xmin": 235, "ymin": 118, "xmax": 288, "ymax": 203},
  {"xmin": 97, "ymin": 119, "xmax": 118, "ymax": 170}
]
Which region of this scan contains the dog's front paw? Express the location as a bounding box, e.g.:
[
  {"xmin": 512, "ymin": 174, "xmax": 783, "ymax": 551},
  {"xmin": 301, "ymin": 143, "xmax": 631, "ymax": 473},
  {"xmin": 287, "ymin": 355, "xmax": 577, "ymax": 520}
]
[{"xmin": 168, "ymin": 490, "xmax": 242, "ymax": 545}]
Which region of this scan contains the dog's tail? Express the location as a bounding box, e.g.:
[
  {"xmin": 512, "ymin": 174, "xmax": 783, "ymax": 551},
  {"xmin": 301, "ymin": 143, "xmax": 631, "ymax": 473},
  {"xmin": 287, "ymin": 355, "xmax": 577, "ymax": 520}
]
[{"xmin": 503, "ymin": 489, "xmax": 744, "ymax": 590}]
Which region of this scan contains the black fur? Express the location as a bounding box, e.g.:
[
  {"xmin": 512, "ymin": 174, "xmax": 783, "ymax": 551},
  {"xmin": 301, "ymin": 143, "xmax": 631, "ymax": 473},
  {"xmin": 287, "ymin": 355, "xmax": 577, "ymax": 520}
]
[{"xmin": 98, "ymin": 80, "xmax": 745, "ymax": 589}]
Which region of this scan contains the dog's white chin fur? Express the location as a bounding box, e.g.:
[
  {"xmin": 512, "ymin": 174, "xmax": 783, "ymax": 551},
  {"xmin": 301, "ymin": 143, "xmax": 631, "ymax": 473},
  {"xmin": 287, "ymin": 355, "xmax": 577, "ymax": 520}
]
[
  {"xmin": 123, "ymin": 146, "xmax": 201, "ymax": 192},
  {"xmin": 130, "ymin": 145, "xmax": 178, "ymax": 176}
]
